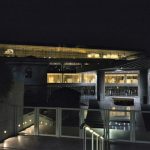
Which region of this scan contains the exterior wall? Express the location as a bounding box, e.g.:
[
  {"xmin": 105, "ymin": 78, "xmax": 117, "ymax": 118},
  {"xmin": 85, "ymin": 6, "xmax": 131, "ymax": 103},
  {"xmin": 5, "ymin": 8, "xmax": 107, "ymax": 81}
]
[
  {"xmin": 0, "ymin": 65, "xmax": 24, "ymax": 141},
  {"xmin": 23, "ymin": 64, "xmax": 47, "ymax": 106}
]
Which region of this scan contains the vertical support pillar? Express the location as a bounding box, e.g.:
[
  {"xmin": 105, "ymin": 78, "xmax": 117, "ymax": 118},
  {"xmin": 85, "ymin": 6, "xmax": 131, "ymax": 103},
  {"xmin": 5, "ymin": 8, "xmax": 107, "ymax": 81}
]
[
  {"xmin": 97, "ymin": 70, "xmax": 105, "ymax": 102},
  {"xmin": 140, "ymin": 69, "xmax": 148, "ymax": 104},
  {"xmin": 130, "ymin": 110, "xmax": 136, "ymax": 142},
  {"xmin": 56, "ymin": 108, "xmax": 62, "ymax": 137},
  {"xmin": 104, "ymin": 109, "xmax": 109, "ymax": 141}
]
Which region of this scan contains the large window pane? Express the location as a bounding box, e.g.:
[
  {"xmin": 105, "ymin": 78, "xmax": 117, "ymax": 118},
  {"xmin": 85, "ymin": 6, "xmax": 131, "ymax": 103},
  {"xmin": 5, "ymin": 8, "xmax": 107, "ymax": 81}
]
[
  {"xmin": 47, "ymin": 73, "xmax": 62, "ymax": 83},
  {"xmin": 83, "ymin": 72, "xmax": 96, "ymax": 83},
  {"xmin": 126, "ymin": 74, "xmax": 138, "ymax": 84},
  {"xmin": 105, "ymin": 74, "xmax": 125, "ymax": 84},
  {"xmin": 63, "ymin": 73, "xmax": 81, "ymax": 83}
]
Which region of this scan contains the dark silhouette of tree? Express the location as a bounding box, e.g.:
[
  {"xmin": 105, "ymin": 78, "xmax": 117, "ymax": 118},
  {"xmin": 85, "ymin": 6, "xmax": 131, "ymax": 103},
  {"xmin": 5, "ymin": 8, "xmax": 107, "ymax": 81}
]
[{"xmin": 0, "ymin": 61, "xmax": 13, "ymax": 99}]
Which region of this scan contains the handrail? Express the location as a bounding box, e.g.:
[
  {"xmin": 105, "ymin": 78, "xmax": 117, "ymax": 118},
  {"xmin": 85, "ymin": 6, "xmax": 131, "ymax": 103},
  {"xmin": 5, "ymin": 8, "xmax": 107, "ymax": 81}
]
[{"xmin": 81, "ymin": 123, "xmax": 104, "ymax": 150}]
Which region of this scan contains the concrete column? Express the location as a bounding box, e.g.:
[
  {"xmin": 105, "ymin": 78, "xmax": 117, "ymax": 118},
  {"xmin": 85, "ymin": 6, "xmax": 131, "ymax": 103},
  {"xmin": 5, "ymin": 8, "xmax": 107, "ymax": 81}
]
[
  {"xmin": 97, "ymin": 70, "xmax": 105, "ymax": 101},
  {"xmin": 148, "ymin": 69, "xmax": 150, "ymax": 104},
  {"xmin": 139, "ymin": 69, "xmax": 148, "ymax": 104}
]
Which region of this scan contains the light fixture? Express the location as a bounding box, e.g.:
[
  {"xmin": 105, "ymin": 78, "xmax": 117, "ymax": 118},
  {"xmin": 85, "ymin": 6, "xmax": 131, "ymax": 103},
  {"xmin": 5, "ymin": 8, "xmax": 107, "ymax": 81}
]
[{"xmin": 4, "ymin": 130, "xmax": 7, "ymax": 134}]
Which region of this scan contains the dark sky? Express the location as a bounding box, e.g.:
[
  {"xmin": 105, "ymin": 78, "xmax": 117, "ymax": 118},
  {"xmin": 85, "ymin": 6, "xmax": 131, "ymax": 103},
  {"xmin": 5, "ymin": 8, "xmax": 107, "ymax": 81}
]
[{"xmin": 0, "ymin": 0, "xmax": 149, "ymax": 54}]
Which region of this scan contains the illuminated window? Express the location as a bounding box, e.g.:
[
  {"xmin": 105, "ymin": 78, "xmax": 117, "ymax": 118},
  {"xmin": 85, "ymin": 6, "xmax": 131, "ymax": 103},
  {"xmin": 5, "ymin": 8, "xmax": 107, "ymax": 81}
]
[
  {"xmin": 126, "ymin": 74, "xmax": 138, "ymax": 84},
  {"xmin": 47, "ymin": 73, "xmax": 62, "ymax": 83},
  {"xmin": 63, "ymin": 73, "xmax": 81, "ymax": 83},
  {"xmin": 105, "ymin": 73, "xmax": 139, "ymax": 84},
  {"xmin": 105, "ymin": 74, "xmax": 125, "ymax": 84},
  {"xmin": 83, "ymin": 72, "xmax": 96, "ymax": 83}
]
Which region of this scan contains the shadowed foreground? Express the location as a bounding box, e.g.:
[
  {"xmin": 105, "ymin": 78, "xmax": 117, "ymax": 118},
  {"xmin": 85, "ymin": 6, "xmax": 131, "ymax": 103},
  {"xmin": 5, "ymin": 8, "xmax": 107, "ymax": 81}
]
[{"xmin": 0, "ymin": 136, "xmax": 150, "ymax": 150}]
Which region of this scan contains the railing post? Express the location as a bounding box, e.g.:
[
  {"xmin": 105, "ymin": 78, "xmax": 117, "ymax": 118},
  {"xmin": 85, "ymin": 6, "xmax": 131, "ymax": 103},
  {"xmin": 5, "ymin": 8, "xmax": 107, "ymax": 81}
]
[
  {"xmin": 104, "ymin": 109, "xmax": 109, "ymax": 141},
  {"xmin": 83, "ymin": 128, "xmax": 87, "ymax": 150},
  {"xmin": 92, "ymin": 133, "xmax": 94, "ymax": 150},
  {"xmin": 80, "ymin": 109, "xmax": 85, "ymax": 139},
  {"xmin": 34, "ymin": 107, "xmax": 39, "ymax": 135},
  {"xmin": 101, "ymin": 138, "xmax": 104, "ymax": 150},
  {"xmin": 56, "ymin": 108, "xmax": 62, "ymax": 137},
  {"xmin": 96, "ymin": 136, "xmax": 98, "ymax": 150}
]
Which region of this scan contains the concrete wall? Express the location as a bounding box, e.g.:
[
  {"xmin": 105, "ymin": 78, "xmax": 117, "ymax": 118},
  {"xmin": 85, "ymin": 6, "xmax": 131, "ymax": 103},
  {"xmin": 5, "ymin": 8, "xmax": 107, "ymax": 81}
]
[{"xmin": 0, "ymin": 65, "xmax": 24, "ymax": 141}]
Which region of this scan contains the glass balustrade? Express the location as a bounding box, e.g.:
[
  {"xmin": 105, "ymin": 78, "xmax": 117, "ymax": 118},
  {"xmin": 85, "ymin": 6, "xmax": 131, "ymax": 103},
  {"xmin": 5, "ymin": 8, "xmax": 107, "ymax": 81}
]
[
  {"xmin": 61, "ymin": 109, "xmax": 80, "ymax": 137},
  {"xmin": 1, "ymin": 106, "xmax": 150, "ymax": 143},
  {"xmin": 38, "ymin": 108, "xmax": 56, "ymax": 135},
  {"xmin": 135, "ymin": 110, "xmax": 150, "ymax": 142},
  {"xmin": 20, "ymin": 107, "xmax": 35, "ymax": 135}
]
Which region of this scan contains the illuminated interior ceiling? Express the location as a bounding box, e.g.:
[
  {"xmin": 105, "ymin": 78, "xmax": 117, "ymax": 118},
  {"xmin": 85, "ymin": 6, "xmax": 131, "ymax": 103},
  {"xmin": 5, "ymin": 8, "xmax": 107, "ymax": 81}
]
[{"xmin": 0, "ymin": 44, "xmax": 140, "ymax": 60}]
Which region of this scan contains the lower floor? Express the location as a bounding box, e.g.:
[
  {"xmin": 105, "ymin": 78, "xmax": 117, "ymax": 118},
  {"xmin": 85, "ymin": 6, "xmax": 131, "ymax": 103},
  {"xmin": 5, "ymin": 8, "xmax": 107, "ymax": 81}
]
[{"xmin": 1, "ymin": 135, "xmax": 150, "ymax": 150}]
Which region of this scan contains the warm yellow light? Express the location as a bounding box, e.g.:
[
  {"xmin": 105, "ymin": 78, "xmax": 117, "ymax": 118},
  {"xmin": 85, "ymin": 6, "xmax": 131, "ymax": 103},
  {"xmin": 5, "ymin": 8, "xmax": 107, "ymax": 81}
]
[
  {"xmin": 110, "ymin": 54, "xmax": 119, "ymax": 59},
  {"xmin": 87, "ymin": 53, "xmax": 100, "ymax": 58}
]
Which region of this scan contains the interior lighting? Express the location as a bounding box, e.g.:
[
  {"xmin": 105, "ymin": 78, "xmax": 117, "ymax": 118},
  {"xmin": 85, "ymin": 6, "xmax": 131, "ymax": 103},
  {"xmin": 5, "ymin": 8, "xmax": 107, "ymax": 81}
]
[
  {"xmin": 18, "ymin": 124, "xmax": 21, "ymax": 127},
  {"xmin": 87, "ymin": 53, "xmax": 100, "ymax": 58},
  {"xmin": 29, "ymin": 119, "xmax": 32, "ymax": 122},
  {"xmin": 4, "ymin": 49, "xmax": 14, "ymax": 55},
  {"xmin": 111, "ymin": 54, "xmax": 119, "ymax": 59}
]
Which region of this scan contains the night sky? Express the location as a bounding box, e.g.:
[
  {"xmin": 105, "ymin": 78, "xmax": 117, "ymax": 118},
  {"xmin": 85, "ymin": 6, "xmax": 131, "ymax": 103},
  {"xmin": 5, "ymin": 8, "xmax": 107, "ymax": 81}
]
[{"xmin": 0, "ymin": 0, "xmax": 149, "ymax": 54}]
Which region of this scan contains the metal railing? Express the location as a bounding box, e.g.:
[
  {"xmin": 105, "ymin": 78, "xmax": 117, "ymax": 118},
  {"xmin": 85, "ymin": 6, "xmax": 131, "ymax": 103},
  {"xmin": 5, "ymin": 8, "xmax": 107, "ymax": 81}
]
[{"xmin": 81, "ymin": 124, "xmax": 104, "ymax": 150}]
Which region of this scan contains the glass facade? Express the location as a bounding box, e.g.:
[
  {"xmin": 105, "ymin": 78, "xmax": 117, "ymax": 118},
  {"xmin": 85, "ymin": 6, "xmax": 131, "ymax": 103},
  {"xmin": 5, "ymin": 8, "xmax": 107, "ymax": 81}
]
[
  {"xmin": 47, "ymin": 73, "xmax": 62, "ymax": 83},
  {"xmin": 47, "ymin": 72, "xmax": 96, "ymax": 84},
  {"xmin": 105, "ymin": 72, "xmax": 139, "ymax": 97}
]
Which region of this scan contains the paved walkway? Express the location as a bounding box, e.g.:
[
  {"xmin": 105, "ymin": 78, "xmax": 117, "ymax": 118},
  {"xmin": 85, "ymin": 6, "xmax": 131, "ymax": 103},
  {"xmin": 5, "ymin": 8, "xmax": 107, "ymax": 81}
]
[{"xmin": 0, "ymin": 135, "xmax": 150, "ymax": 150}]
